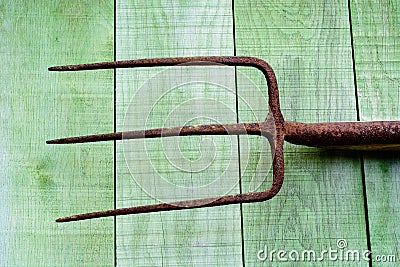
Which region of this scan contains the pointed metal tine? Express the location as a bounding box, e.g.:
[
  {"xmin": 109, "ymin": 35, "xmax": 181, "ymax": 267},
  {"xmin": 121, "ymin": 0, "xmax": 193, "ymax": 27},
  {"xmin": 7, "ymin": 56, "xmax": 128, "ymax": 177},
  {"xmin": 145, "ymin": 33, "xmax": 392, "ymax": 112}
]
[
  {"xmin": 48, "ymin": 56, "xmax": 268, "ymax": 72},
  {"xmin": 55, "ymin": 185, "xmax": 280, "ymax": 223},
  {"xmin": 46, "ymin": 122, "xmax": 264, "ymax": 144},
  {"xmin": 49, "ymin": 56, "xmax": 286, "ymax": 223},
  {"xmin": 56, "ymin": 197, "xmax": 221, "ymax": 222},
  {"xmin": 46, "ymin": 132, "xmax": 123, "ymax": 144},
  {"xmin": 48, "ymin": 56, "xmax": 284, "ymax": 135}
]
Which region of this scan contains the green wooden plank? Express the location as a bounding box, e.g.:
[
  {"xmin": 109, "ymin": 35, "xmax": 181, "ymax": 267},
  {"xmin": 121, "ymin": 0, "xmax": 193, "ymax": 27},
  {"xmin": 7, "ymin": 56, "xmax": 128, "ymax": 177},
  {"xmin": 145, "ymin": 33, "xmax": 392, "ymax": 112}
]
[
  {"xmin": 0, "ymin": 1, "xmax": 114, "ymax": 266},
  {"xmin": 235, "ymin": 0, "xmax": 368, "ymax": 265},
  {"xmin": 351, "ymin": 0, "xmax": 400, "ymax": 265},
  {"xmin": 115, "ymin": 1, "xmax": 243, "ymax": 266}
]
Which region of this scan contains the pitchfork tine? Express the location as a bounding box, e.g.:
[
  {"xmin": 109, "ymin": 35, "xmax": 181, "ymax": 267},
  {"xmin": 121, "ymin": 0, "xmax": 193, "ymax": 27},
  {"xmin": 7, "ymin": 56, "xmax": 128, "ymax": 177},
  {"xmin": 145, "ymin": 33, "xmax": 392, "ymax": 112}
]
[
  {"xmin": 46, "ymin": 122, "xmax": 268, "ymax": 144},
  {"xmin": 49, "ymin": 56, "xmax": 286, "ymax": 223},
  {"xmin": 49, "ymin": 56, "xmax": 400, "ymax": 223},
  {"xmin": 56, "ymin": 190, "xmax": 278, "ymax": 222}
]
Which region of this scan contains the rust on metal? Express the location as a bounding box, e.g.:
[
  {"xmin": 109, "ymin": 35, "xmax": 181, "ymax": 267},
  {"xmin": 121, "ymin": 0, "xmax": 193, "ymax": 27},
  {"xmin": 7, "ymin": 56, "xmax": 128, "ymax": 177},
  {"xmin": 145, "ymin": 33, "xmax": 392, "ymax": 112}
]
[
  {"xmin": 47, "ymin": 122, "xmax": 274, "ymax": 144},
  {"xmin": 48, "ymin": 56, "xmax": 400, "ymax": 223},
  {"xmin": 284, "ymin": 121, "xmax": 400, "ymax": 150}
]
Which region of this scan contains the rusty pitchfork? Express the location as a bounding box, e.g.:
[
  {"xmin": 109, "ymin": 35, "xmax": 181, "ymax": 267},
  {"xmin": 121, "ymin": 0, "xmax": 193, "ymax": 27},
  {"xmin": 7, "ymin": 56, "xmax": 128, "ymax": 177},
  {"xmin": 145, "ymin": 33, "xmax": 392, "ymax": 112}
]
[{"xmin": 47, "ymin": 56, "xmax": 400, "ymax": 222}]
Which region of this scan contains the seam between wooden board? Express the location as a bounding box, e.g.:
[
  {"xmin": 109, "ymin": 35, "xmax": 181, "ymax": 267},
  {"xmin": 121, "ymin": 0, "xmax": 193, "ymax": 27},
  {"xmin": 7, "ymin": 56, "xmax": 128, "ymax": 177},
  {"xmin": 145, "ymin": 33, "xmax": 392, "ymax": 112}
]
[
  {"xmin": 231, "ymin": 0, "xmax": 246, "ymax": 266},
  {"xmin": 113, "ymin": 0, "xmax": 117, "ymax": 266},
  {"xmin": 347, "ymin": 1, "xmax": 372, "ymax": 265}
]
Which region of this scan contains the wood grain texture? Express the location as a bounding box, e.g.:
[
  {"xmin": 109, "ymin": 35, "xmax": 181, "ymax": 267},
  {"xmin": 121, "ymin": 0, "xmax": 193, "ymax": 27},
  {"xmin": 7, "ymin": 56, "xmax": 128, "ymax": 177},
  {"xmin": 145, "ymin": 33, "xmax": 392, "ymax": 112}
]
[
  {"xmin": 235, "ymin": 0, "xmax": 368, "ymax": 265},
  {"xmin": 0, "ymin": 1, "xmax": 114, "ymax": 266},
  {"xmin": 2, "ymin": 1, "xmax": 399, "ymax": 266},
  {"xmin": 351, "ymin": 0, "xmax": 400, "ymax": 265},
  {"xmin": 115, "ymin": 1, "xmax": 243, "ymax": 266}
]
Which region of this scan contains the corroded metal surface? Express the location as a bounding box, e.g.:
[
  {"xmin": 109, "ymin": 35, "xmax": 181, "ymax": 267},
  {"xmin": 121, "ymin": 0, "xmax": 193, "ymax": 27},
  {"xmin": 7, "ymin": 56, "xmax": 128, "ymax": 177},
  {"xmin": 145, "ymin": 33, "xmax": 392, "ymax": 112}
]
[
  {"xmin": 49, "ymin": 56, "xmax": 285, "ymax": 126},
  {"xmin": 284, "ymin": 121, "xmax": 400, "ymax": 150},
  {"xmin": 49, "ymin": 56, "xmax": 285, "ymax": 222},
  {"xmin": 48, "ymin": 56, "xmax": 400, "ymax": 222},
  {"xmin": 47, "ymin": 121, "xmax": 274, "ymax": 144}
]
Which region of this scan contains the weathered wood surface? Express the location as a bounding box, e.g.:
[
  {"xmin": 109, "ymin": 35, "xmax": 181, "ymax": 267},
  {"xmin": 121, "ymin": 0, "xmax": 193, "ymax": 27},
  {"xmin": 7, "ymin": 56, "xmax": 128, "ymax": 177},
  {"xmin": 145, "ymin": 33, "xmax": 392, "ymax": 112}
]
[
  {"xmin": 351, "ymin": 0, "xmax": 400, "ymax": 266},
  {"xmin": 0, "ymin": 1, "xmax": 114, "ymax": 266},
  {"xmin": 1, "ymin": 1, "xmax": 398, "ymax": 266},
  {"xmin": 235, "ymin": 1, "xmax": 366, "ymax": 266},
  {"xmin": 115, "ymin": 1, "xmax": 243, "ymax": 266}
]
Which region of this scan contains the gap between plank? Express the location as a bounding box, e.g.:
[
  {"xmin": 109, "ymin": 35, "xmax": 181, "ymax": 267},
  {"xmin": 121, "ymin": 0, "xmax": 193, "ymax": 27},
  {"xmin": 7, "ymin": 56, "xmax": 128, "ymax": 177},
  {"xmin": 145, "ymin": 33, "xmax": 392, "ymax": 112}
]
[
  {"xmin": 231, "ymin": 0, "xmax": 246, "ymax": 266},
  {"xmin": 113, "ymin": 0, "xmax": 117, "ymax": 266},
  {"xmin": 347, "ymin": 1, "xmax": 372, "ymax": 265}
]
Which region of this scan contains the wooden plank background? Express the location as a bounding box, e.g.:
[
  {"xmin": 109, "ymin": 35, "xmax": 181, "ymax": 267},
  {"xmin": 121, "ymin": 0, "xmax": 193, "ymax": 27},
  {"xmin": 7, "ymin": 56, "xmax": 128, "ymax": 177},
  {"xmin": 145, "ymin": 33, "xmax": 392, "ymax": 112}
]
[
  {"xmin": 115, "ymin": 1, "xmax": 242, "ymax": 266},
  {"xmin": 0, "ymin": 0, "xmax": 398, "ymax": 266},
  {"xmin": 351, "ymin": 1, "xmax": 400, "ymax": 266},
  {"xmin": 235, "ymin": 1, "xmax": 366, "ymax": 266},
  {"xmin": 0, "ymin": 1, "xmax": 115, "ymax": 266}
]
